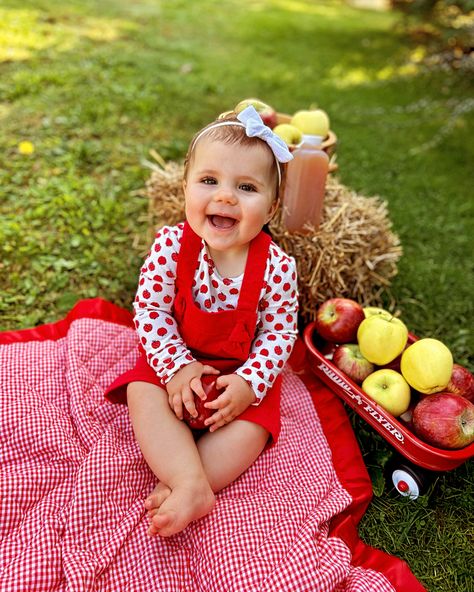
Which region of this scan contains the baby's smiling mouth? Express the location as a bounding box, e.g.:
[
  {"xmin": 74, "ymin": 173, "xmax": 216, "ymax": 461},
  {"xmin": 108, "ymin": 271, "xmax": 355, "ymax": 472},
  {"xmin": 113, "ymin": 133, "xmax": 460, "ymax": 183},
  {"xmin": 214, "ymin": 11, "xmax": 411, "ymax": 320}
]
[{"xmin": 208, "ymin": 215, "xmax": 237, "ymax": 229}]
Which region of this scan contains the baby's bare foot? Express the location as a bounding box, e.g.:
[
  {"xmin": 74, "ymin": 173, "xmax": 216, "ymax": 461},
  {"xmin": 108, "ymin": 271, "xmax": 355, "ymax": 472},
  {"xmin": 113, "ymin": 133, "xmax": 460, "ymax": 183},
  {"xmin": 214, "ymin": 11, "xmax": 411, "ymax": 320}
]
[
  {"xmin": 148, "ymin": 480, "xmax": 215, "ymax": 537},
  {"xmin": 145, "ymin": 482, "xmax": 171, "ymax": 517}
]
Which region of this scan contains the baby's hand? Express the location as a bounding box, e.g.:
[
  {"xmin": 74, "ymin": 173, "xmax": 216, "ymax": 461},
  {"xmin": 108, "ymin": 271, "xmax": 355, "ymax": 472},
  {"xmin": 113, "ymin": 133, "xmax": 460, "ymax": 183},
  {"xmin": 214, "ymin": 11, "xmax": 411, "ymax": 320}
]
[
  {"xmin": 204, "ymin": 374, "xmax": 256, "ymax": 432},
  {"xmin": 166, "ymin": 362, "xmax": 220, "ymax": 420}
]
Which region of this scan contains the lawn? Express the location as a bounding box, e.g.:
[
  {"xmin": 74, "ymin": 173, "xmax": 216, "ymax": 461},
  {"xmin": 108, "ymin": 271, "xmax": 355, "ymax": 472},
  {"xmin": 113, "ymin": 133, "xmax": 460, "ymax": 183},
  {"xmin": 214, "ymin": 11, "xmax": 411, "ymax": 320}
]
[{"xmin": 0, "ymin": 0, "xmax": 473, "ymax": 590}]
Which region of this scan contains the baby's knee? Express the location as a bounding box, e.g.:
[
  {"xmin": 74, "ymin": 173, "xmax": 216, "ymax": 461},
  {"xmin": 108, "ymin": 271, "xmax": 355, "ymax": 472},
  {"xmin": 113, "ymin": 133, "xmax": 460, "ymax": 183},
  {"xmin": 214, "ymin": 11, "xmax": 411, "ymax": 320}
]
[{"xmin": 233, "ymin": 420, "xmax": 270, "ymax": 450}]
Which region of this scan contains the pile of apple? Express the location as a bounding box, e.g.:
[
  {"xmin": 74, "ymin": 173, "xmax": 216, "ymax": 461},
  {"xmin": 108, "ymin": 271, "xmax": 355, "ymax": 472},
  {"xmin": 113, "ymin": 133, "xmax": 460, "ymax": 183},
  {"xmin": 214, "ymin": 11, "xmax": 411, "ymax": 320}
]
[
  {"xmin": 314, "ymin": 298, "xmax": 474, "ymax": 450},
  {"xmin": 234, "ymin": 98, "xmax": 330, "ymax": 145}
]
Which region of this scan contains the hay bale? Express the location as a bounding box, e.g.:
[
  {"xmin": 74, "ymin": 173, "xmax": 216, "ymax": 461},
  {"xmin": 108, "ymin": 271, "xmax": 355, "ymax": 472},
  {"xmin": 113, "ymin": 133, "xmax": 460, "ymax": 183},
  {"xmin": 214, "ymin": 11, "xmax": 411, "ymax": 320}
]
[{"xmin": 143, "ymin": 161, "xmax": 402, "ymax": 324}]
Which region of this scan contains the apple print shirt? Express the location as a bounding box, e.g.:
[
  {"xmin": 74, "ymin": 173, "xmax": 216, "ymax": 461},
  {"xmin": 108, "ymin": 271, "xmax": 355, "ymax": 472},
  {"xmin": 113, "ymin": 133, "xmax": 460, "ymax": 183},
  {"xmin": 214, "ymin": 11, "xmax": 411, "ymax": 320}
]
[{"xmin": 133, "ymin": 223, "xmax": 299, "ymax": 403}]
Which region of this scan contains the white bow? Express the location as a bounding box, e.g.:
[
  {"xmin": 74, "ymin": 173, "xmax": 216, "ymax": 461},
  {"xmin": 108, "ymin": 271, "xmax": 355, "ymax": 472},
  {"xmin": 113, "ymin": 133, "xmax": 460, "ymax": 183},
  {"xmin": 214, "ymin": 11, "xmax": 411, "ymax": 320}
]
[{"xmin": 236, "ymin": 106, "xmax": 293, "ymax": 163}]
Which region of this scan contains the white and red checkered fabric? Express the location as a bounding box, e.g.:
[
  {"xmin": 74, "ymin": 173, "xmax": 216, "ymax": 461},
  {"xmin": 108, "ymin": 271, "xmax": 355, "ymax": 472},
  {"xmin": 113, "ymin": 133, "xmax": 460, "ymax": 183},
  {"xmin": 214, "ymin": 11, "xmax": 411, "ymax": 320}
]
[{"xmin": 0, "ymin": 317, "xmax": 395, "ymax": 591}]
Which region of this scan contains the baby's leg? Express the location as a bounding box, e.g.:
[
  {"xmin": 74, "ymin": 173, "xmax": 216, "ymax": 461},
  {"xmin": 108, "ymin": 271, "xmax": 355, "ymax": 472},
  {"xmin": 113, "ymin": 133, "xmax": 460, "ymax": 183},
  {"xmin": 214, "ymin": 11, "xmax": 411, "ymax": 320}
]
[
  {"xmin": 127, "ymin": 381, "xmax": 215, "ymax": 537},
  {"xmin": 197, "ymin": 420, "xmax": 269, "ymax": 492}
]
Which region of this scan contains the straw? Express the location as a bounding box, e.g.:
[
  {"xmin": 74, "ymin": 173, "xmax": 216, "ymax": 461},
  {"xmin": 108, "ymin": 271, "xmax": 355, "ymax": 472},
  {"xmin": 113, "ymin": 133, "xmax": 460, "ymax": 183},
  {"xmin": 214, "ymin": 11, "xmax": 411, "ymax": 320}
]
[{"xmin": 142, "ymin": 161, "xmax": 402, "ymax": 324}]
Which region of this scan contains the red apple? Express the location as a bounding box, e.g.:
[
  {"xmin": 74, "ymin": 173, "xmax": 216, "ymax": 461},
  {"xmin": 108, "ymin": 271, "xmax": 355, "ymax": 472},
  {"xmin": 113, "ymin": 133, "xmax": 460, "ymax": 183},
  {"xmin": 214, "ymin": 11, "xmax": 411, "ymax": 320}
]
[
  {"xmin": 183, "ymin": 375, "xmax": 222, "ymax": 430},
  {"xmin": 234, "ymin": 98, "xmax": 278, "ymax": 129},
  {"xmin": 333, "ymin": 343, "xmax": 374, "ymax": 384},
  {"xmin": 315, "ymin": 298, "xmax": 365, "ymax": 343},
  {"xmin": 412, "ymin": 393, "xmax": 474, "ymax": 449},
  {"xmin": 445, "ymin": 364, "xmax": 474, "ymax": 402}
]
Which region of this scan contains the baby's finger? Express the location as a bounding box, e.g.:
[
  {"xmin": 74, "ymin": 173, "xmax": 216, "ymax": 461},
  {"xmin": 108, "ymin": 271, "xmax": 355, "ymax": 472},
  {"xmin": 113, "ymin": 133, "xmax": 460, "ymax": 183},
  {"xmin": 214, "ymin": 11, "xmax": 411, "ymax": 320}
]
[
  {"xmin": 201, "ymin": 364, "xmax": 220, "ymax": 375},
  {"xmin": 182, "ymin": 386, "xmax": 197, "ymax": 417},
  {"xmin": 205, "ymin": 402, "xmax": 232, "ymax": 423},
  {"xmin": 190, "ymin": 376, "xmax": 207, "ymax": 400},
  {"xmin": 206, "ymin": 410, "xmax": 233, "ymax": 432},
  {"xmin": 204, "ymin": 392, "xmax": 229, "ymax": 410},
  {"xmin": 215, "ymin": 374, "xmax": 233, "ymax": 390},
  {"xmin": 171, "ymin": 392, "xmax": 184, "ymax": 420}
]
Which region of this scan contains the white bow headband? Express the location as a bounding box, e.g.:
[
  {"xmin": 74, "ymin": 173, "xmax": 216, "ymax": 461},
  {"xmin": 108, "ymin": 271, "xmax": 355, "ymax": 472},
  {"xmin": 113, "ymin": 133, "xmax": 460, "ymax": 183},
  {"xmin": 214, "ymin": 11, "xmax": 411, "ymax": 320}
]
[{"xmin": 189, "ymin": 105, "xmax": 293, "ymax": 185}]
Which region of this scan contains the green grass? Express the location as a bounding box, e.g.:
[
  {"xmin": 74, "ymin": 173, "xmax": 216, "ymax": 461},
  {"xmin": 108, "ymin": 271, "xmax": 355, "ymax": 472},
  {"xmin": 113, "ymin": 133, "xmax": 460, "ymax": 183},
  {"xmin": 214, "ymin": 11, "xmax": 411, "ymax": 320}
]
[{"xmin": 1, "ymin": 1, "xmax": 473, "ymax": 590}]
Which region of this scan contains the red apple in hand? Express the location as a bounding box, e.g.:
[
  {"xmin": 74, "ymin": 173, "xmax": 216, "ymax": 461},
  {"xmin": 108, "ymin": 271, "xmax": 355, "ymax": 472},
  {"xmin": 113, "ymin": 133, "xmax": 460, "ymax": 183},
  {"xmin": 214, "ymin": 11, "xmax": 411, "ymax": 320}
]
[
  {"xmin": 445, "ymin": 364, "xmax": 474, "ymax": 402},
  {"xmin": 315, "ymin": 298, "xmax": 365, "ymax": 343},
  {"xmin": 183, "ymin": 375, "xmax": 222, "ymax": 430},
  {"xmin": 412, "ymin": 393, "xmax": 474, "ymax": 449},
  {"xmin": 333, "ymin": 343, "xmax": 374, "ymax": 384}
]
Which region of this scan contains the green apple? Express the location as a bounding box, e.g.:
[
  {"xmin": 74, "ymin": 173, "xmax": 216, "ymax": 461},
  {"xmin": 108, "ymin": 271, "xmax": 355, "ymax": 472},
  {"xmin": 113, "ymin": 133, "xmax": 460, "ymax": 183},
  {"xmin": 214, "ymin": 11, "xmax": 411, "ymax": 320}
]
[
  {"xmin": 401, "ymin": 338, "xmax": 453, "ymax": 394},
  {"xmin": 273, "ymin": 123, "xmax": 303, "ymax": 146},
  {"xmin": 362, "ymin": 369, "xmax": 411, "ymax": 417},
  {"xmin": 357, "ymin": 315, "xmax": 408, "ymax": 365},
  {"xmin": 234, "ymin": 98, "xmax": 277, "ymax": 128},
  {"xmin": 363, "ymin": 306, "xmax": 393, "ymax": 320},
  {"xmin": 290, "ymin": 109, "xmax": 330, "ymax": 137}
]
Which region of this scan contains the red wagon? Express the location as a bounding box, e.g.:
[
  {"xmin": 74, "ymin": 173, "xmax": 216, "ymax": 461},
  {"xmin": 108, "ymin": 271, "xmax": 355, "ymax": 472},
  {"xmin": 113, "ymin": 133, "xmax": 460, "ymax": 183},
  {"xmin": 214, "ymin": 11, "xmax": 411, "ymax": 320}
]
[{"xmin": 303, "ymin": 321, "xmax": 474, "ymax": 499}]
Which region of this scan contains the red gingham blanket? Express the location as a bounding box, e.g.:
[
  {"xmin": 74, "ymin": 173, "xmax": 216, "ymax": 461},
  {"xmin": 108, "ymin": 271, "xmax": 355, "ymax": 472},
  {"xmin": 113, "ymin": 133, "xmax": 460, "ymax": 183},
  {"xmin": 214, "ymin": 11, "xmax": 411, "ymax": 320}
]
[{"xmin": 0, "ymin": 300, "xmax": 425, "ymax": 591}]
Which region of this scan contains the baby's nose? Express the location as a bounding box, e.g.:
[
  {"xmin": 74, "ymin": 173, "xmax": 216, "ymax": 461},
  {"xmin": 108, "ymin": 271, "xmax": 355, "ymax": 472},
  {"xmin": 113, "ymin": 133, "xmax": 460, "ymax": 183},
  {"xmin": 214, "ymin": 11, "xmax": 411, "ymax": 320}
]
[{"xmin": 214, "ymin": 187, "xmax": 237, "ymax": 204}]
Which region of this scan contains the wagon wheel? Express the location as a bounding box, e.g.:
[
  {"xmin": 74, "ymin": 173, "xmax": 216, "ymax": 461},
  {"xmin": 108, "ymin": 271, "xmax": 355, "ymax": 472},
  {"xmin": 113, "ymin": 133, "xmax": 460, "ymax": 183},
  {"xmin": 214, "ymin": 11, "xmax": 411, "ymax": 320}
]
[{"xmin": 385, "ymin": 457, "xmax": 435, "ymax": 500}]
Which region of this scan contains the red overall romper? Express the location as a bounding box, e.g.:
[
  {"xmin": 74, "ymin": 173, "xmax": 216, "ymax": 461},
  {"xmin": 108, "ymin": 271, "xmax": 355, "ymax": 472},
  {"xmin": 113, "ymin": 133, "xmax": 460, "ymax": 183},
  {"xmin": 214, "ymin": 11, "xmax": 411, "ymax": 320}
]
[{"xmin": 105, "ymin": 222, "xmax": 282, "ymax": 443}]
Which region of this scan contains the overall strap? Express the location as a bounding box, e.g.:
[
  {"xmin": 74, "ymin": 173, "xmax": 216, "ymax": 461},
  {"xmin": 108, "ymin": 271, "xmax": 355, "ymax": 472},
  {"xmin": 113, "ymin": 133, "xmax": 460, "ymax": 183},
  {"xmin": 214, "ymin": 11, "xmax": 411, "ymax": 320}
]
[
  {"xmin": 175, "ymin": 222, "xmax": 203, "ymax": 291},
  {"xmin": 176, "ymin": 222, "xmax": 271, "ymax": 313},
  {"xmin": 237, "ymin": 231, "xmax": 272, "ymax": 312}
]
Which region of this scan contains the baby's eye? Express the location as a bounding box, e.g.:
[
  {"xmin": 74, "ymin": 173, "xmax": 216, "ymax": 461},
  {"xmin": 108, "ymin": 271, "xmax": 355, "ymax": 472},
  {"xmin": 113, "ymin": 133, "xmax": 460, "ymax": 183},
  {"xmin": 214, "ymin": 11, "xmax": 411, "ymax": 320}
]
[
  {"xmin": 240, "ymin": 183, "xmax": 257, "ymax": 192},
  {"xmin": 201, "ymin": 177, "xmax": 216, "ymax": 185}
]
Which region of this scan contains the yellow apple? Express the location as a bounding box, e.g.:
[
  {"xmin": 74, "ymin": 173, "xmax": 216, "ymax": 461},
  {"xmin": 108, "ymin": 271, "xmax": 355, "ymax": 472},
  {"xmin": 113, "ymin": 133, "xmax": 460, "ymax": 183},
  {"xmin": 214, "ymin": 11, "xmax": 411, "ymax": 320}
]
[
  {"xmin": 290, "ymin": 109, "xmax": 330, "ymax": 137},
  {"xmin": 357, "ymin": 315, "xmax": 408, "ymax": 365},
  {"xmin": 401, "ymin": 338, "xmax": 453, "ymax": 394},
  {"xmin": 362, "ymin": 369, "xmax": 411, "ymax": 417},
  {"xmin": 363, "ymin": 306, "xmax": 393, "ymax": 320},
  {"xmin": 273, "ymin": 123, "xmax": 303, "ymax": 146}
]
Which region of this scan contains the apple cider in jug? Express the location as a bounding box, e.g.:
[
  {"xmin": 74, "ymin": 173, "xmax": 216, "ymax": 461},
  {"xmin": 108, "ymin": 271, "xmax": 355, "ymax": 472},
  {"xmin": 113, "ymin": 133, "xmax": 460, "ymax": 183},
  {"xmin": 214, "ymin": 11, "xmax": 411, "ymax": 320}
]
[{"xmin": 282, "ymin": 135, "xmax": 329, "ymax": 233}]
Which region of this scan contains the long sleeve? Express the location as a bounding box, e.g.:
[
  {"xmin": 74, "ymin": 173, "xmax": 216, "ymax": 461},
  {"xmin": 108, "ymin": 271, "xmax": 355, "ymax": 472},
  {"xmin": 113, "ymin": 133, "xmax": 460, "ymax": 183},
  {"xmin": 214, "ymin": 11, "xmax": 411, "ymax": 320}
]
[
  {"xmin": 235, "ymin": 246, "xmax": 299, "ymax": 402},
  {"xmin": 133, "ymin": 224, "xmax": 196, "ymax": 385}
]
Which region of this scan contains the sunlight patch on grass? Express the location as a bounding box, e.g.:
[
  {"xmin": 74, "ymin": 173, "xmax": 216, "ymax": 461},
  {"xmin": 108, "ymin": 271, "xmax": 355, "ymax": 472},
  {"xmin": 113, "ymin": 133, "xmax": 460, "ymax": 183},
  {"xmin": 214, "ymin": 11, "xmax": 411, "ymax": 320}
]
[
  {"xmin": 0, "ymin": 7, "xmax": 134, "ymax": 63},
  {"xmin": 0, "ymin": 8, "xmax": 54, "ymax": 61},
  {"xmin": 377, "ymin": 62, "xmax": 419, "ymax": 79},
  {"xmin": 329, "ymin": 60, "xmax": 422, "ymax": 88},
  {"xmin": 68, "ymin": 17, "xmax": 132, "ymax": 42},
  {"xmin": 327, "ymin": 45, "xmax": 427, "ymax": 88},
  {"xmin": 262, "ymin": 0, "xmax": 346, "ymax": 17}
]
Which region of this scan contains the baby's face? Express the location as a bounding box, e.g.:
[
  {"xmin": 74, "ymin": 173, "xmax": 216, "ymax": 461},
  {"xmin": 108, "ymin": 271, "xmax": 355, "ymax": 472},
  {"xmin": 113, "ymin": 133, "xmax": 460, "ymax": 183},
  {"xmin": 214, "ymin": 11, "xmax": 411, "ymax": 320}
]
[{"xmin": 183, "ymin": 138, "xmax": 277, "ymax": 259}]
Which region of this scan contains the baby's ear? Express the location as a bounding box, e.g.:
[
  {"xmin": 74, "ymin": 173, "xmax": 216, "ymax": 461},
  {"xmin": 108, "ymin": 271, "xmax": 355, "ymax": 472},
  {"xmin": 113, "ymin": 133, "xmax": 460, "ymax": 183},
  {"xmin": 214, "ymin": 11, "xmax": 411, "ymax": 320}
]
[{"xmin": 266, "ymin": 198, "xmax": 280, "ymax": 223}]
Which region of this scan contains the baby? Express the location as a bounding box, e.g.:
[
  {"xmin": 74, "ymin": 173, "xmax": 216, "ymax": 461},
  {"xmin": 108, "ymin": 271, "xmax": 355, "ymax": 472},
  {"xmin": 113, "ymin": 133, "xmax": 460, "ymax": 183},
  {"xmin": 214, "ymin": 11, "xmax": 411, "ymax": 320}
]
[{"xmin": 105, "ymin": 106, "xmax": 299, "ymax": 537}]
